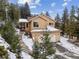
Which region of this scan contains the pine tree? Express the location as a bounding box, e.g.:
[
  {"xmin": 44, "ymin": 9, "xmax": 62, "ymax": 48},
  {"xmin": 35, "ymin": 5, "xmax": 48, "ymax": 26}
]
[
  {"xmin": 0, "ymin": 1, "xmax": 21, "ymax": 58},
  {"xmin": 0, "ymin": 46, "xmax": 8, "ymax": 59},
  {"xmin": 32, "ymin": 32, "xmax": 56, "ymax": 59},
  {"xmin": 32, "ymin": 41, "xmax": 40, "ymax": 59},
  {"xmin": 55, "ymin": 13, "xmax": 61, "ymax": 29},
  {"xmin": 55, "ymin": 13, "xmax": 60, "ymax": 21},
  {"xmin": 0, "ymin": 0, "xmax": 8, "ymax": 20},
  {"xmin": 24, "ymin": 2, "xmax": 31, "ymax": 17},
  {"xmin": 62, "ymin": 7, "xmax": 69, "ymax": 35},
  {"xmin": 46, "ymin": 11, "xmax": 50, "ymax": 16},
  {"xmin": 75, "ymin": 22, "xmax": 79, "ymax": 40},
  {"xmin": 70, "ymin": 6, "xmax": 75, "ymax": 21},
  {"xmin": 1, "ymin": 21, "xmax": 19, "ymax": 53},
  {"xmin": 77, "ymin": 8, "xmax": 79, "ymax": 20},
  {"xmin": 69, "ymin": 6, "xmax": 76, "ymax": 37},
  {"xmin": 20, "ymin": 2, "xmax": 31, "ymax": 18},
  {"xmin": 42, "ymin": 33, "xmax": 55, "ymax": 55},
  {"xmin": 74, "ymin": 7, "xmax": 79, "ymax": 40},
  {"xmin": 8, "ymin": 3, "xmax": 20, "ymax": 24},
  {"xmin": 0, "ymin": 21, "xmax": 22, "ymax": 59}
]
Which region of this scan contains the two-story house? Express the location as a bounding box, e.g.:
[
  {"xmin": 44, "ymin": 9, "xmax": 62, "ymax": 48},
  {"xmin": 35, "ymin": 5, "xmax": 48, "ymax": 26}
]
[{"xmin": 19, "ymin": 14, "xmax": 61, "ymax": 42}]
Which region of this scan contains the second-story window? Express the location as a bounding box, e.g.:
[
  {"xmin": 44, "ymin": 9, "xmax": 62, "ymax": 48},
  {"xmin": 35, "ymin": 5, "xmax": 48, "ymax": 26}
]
[
  {"xmin": 49, "ymin": 23, "xmax": 53, "ymax": 26},
  {"xmin": 33, "ymin": 22, "xmax": 39, "ymax": 27}
]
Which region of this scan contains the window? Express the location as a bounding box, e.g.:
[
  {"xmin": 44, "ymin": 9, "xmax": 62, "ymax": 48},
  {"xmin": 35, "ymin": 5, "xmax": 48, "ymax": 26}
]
[
  {"xmin": 49, "ymin": 23, "xmax": 53, "ymax": 26},
  {"xmin": 26, "ymin": 23, "xmax": 28, "ymax": 27},
  {"xmin": 20, "ymin": 23, "xmax": 25, "ymax": 27},
  {"xmin": 33, "ymin": 22, "xmax": 39, "ymax": 27},
  {"xmin": 20, "ymin": 23, "xmax": 25, "ymax": 30}
]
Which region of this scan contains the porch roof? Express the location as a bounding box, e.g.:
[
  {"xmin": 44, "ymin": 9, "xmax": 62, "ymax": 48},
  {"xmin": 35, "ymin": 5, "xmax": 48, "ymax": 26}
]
[{"xmin": 19, "ymin": 19, "xmax": 28, "ymax": 23}]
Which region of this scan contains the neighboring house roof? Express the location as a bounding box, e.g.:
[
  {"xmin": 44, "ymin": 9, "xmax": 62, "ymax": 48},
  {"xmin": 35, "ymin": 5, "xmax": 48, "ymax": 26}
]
[
  {"xmin": 31, "ymin": 26, "xmax": 60, "ymax": 32},
  {"xmin": 19, "ymin": 19, "xmax": 28, "ymax": 22}
]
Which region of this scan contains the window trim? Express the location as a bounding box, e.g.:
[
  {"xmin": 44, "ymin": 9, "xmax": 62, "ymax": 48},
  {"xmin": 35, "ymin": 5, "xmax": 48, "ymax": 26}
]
[{"xmin": 33, "ymin": 22, "xmax": 39, "ymax": 27}]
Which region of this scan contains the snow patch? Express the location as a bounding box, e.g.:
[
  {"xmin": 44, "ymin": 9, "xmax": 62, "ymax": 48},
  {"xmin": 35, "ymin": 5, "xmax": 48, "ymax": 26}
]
[
  {"xmin": 15, "ymin": 28, "xmax": 20, "ymax": 35},
  {"xmin": 58, "ymin": 36, "xmax": 79, "ymax": 55},
  {"xmin": 8, "ymin": 50, "xmax": 16, "ymax": 59},
  {"xmin": 0, "ymin": 35, "xmax": 10, "ymax": 48},
  {"xmin": 21, "ymin": 51, "xmax": 33, "ymax": 59},
  {"xmin": 22, "ymin": 35, "xmax": 33, "ymax": 51}
]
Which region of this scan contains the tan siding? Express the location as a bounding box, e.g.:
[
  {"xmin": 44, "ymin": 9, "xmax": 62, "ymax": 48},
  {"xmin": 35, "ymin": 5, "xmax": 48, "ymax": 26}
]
[
  {"xmin": 31, "ymin": 31, "xmax": 60, "ymax": 42},
  {"xmin": 30, "ymin": 17, "xmax": 55, "ymax": 30},
  {"xmin": 50, "ymin": 31, "xmax": 60, "ymax": 42}
]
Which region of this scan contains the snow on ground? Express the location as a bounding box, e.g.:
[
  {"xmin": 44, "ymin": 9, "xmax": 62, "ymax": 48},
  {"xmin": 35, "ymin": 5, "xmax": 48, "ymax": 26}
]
[
  {"xmin": 57, "ymin": 36, "xmax": 79, "ymax": 55},
  {"xmin": 22, "ymin": 34, "xmax": 34, "ymax": 51},
  {"xmin": 0, "ymin": 33, "xmax": 33, "ymax": 59},
  {"xmin": 21, "ymin": 51, "xmax": 33, "ymax": 59},
  {"xmin": 0, "ymin": 34, "xmax": 33, "ymax": 59},
  {"xmin": 15, "ymin": 28, "xmax": 20, "ymax": 35},
  {"xmin": 46, "ymin": 55, "xmax": 55, "ymax": 59},
  {"xmin": 8, "ymin": 50, "xmax": 16, "ymax": 59},
  {"xmin": 0, "ymin": 35, "xmax": 16, "ymax": 59},
  {"xmin": 56, "ymin": 49, "xmax": 73, "ymax": 59},
  {"xmin": 8, "ymin": 50, "xmax": 33, "ymax": 59},
  {"xmin": 0, "ymin": 35, "xmax": 10, "ymax": 48}
]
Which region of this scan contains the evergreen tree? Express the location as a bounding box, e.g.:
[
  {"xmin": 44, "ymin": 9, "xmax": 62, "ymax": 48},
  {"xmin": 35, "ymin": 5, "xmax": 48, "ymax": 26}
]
[
  {"xmin": 20, "ymin": 2, "xmax": 31, "ymax": 18},
  {"xmin": 46, "ymin": 11, "xmax": 50, "ymax": 16},
  {"xmin": 32, "ymin": 32, "xmax": 56, "ymax": 59},
  {"xmin": 69, "ymin": 6, "xmax": 76, "ymax": 37},
  {"xmin": 1, "ymin": 21, "xmax": 19, "ymax": 53},
  {"xmin": 0, "ymin": 21, "xmax": 22, "ymax": 59},
  {"xmin": 0, "ymin": 0, "xmax": 8, "ymax": 20},
  {"xmin": 55, "ymin": 13, "xmax": 61, "ymax": 29},
  {"xmin": 0, "ymin": 0, "xmax": 8, "ymax": 10},
  {"xmin": 70, "ymin": 6, "xmax": 75, "ymax": 21},
  {"xmin": 62, "ymin": 7, "xmax": 69, "ymax": 35},
  {"xmin": 41, "ymin": 33, "xmax": 55, "ymax": 55},
  {"xmin": 32, "ymin": 41, "xmax": 40, "ymax": 59},
  {"xmin": 16, "ymin": 44, "xmax": 22, "ymax": 59},
  {"xmin": 75, "ymin": 22, "xmax": 79, "ymax": 40},
  {"xmin": 74, "ymin": 7, "xmax": 79, "ymax": 40},
  {"xmin": 55, "ymin": 13, "xmax": 60, "ymax": 21},
  {"xmin": 0, "ymin": 0, "xmax": 21, "ymax": 58},
  {"xmin": 8, "ymin": 3, "xmax": 20, "ymax": 24},
  {"xmin": 77, "ymin": 8, "xmax": 79, "ymax": 20},
  {"xmin": 0, "ymin": 46, "xmax": 8, "ymax": 59}
]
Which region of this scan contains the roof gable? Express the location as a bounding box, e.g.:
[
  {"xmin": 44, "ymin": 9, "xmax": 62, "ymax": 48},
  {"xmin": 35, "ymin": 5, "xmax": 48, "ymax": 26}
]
[
  {"xmin": 28, "ymin": 15, "xmax": 47, "ymax": 22},
  {"xmin": 28, "ymin": 15, "xmax": 55, "ymax": 22},
  {"xmin": 39, "ymin": 15, "xmax": 56, "ymax": 22}
]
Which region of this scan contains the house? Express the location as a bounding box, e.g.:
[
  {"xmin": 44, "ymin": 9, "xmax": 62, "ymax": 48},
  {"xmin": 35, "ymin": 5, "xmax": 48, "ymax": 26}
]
[{"xmin": 19, "ymin": 14, "xmax": 61, "ymax": 42}]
